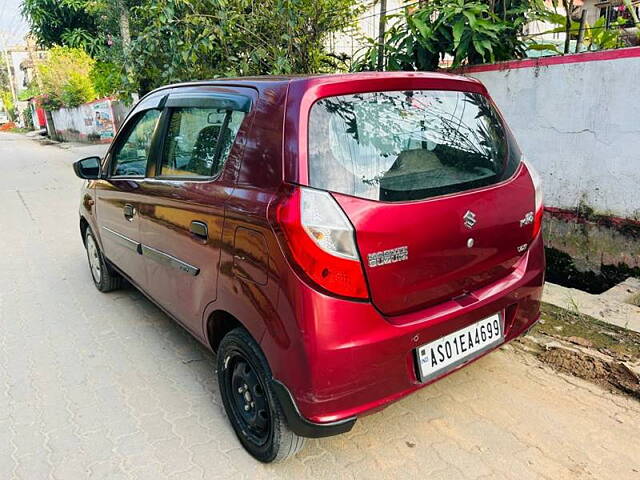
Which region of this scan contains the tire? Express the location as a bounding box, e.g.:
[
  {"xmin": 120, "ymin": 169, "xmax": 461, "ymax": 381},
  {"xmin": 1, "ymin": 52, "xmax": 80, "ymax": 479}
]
[
  {"xmin": 217, "ymin": 328, "xmax": 306, "ymax": 463},
  {"xmin": 85, "ymin": 228, "xmax": 123, "ymax": 292}
]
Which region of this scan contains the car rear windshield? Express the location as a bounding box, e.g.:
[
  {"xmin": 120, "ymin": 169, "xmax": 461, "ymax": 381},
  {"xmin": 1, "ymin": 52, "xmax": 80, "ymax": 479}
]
[{"xmin": 308, "ymin": 90, "xmax": 521, "ymax": 202}]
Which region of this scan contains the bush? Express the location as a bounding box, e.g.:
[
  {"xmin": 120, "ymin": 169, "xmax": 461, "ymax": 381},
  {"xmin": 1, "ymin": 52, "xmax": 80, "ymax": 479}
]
[
  {"xmin": 21, "ymin": 107, "xmax": 34, "ymax": 130},
  {"xmin": 129, "ymin": 0, "xmax": 362, "ymax": 93},
  {"xmin": 90, "ymin": 61, "xmax": 124, "ymax": 99},
  {"xmin": 40, "ymin": 93, "xmax": 63, "ymax": 111},
  {"xmin": 17, "ymin": 83, "xmax": 41, "ymax": 101},
  {"xmin": 0, "ymin": 90, "xmax": 17, "ymax": 121},
  {"xmin": 61, "ymin": 72, "xmax": 96, "ymax": 108},
  {"xmin": 353, "ymin": 0, "xmax": 544, "ymax": 71},
  {"xmin": 38, "ymin": 46, "xmax": 97, "ymax": 109}
]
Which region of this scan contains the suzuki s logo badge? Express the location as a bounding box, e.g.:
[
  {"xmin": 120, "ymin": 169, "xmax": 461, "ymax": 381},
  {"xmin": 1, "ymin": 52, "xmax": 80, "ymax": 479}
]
[
  {"xmin": 463, "ymin": 210, "xmax": 477, "ymax": 229},
  {"xmin": 368, "ymin": 246, "xmax": 408, "ymax": 268}
]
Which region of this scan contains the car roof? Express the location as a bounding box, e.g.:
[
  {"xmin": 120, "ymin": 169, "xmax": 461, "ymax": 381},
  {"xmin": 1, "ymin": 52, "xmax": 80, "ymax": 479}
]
[{"xmin": 148, "ymin": 71, "xmax": 481, "ymax": 94}]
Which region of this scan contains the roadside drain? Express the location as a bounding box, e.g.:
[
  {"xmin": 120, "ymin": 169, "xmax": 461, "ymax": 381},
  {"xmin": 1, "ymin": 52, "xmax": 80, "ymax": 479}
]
[{"xmin": 544, "ymin": 246, "xmax": 640, "ymax": 294}]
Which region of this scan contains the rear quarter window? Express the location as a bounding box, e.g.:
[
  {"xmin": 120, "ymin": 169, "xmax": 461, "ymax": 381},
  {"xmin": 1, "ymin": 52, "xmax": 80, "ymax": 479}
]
[
  {"xmin": 159, "ymin": 107, "xmax": 245, "ymax": 178},
  {"xmin": 308, "ymin": 90, "xmax": 521, "ymax": 202}
]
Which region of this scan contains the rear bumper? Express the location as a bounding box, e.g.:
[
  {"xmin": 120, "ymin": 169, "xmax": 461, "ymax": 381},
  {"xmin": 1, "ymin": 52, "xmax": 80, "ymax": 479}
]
[{"xmin": 270, "ymin": 232, "xmax": 545, "ymax": 433}]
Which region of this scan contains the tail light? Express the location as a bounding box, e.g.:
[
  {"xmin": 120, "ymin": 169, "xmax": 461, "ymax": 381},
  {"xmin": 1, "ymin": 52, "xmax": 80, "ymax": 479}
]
[
  {"xmin": 274, "ymin": 186, "xmax": 369, "ymax": 300},
  {"xmin": 524, "ymin": 157, "xmax": 544, "ymax": 238}
]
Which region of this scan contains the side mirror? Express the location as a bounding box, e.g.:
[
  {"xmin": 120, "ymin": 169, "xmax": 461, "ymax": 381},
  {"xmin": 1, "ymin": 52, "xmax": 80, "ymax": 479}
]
[{"xmin": 73, "ymin": 156, "xmax": 102, "ymax": 180}]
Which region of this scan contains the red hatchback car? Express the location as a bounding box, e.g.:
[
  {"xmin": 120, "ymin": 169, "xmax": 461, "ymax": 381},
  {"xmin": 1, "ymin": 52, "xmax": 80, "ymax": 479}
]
[{"xmin": 74, "ymin": 72, "xmax": 544, "ymax": 462}]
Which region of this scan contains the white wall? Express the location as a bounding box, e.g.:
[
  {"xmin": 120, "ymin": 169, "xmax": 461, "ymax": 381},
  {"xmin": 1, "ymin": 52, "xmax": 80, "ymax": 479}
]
[
  {"xmin": 50, "ymin": 98, "xmax": 122, "ymax": 143},
  {"xmin": 466, "ymin": 49, "xmax": 640, "ymax": 219}
]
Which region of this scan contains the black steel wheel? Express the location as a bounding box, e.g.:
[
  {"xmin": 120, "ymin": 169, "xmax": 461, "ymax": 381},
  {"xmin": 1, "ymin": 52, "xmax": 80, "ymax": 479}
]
[
  {"xmin": 228, "ymin": 355, "xmax": 271, "ymax": 446},
  {"xmin": 217, "ymin": 328, "xmax": 305, "ymax": 462}
]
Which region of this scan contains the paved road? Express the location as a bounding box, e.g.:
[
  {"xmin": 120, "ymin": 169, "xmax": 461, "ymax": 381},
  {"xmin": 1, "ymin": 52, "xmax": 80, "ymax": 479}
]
[{"xmin": 1, "ymin": 132, "xmax": 639, "ymax": 479}]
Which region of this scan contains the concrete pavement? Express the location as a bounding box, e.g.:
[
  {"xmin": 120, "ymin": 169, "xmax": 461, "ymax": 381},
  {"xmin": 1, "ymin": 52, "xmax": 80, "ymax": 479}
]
[
  {"xmin": 1, "ymin": 132, "xmax": 639, "ymax": 479},
  {"xmin": 544, "ymin": 280, "xmax": 640, "ymax": 334}
]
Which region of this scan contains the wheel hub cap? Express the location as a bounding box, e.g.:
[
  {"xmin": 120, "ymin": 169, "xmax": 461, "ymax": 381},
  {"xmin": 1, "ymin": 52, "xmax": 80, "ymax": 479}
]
[
  {"xmin": 86, "ymin": 236, "xmax": 101, "ymax": 283},
  {"xmin": 229, "ymin": 359, "xmax": 270, "ymax": 444}
]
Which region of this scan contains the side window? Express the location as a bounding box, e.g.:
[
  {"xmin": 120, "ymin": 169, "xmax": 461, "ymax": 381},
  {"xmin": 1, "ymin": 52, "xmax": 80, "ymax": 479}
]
[
  {"xmin": 159, "ymin": 107, "xmax": 245, "ymax": 178},
  {"xmin": 111, "ymin": 109, "xmax": 161, "ymax": 177}
]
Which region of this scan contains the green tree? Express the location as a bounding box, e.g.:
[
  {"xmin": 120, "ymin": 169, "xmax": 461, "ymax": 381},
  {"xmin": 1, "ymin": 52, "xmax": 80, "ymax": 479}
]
[
  {"xmin": 21, "ymin": 0, "xmax": 100, "ymax": 49},
  {"xmin": 353, "ymin": 0, "xmax": 544, "ymax": 71},
  {"xmin": 90, "ymin": 61, "xmax": 125, "ymax": 98},
  {"xmin": 491, "ymin": 0, "xmax": 546, "ymax": 59},
  {"xmin": 22, "ymin": 0, "xmax": 138, "ymax": 95},
  {"xmin": 23, "ymin": 0, "xmax": 361, "ymax": 97},
  {"xmin": 129, "ymin": 0, "xmax": 361, "ymax": 93},
  {"xmin": 38, "ymin": 46, "xmax": 97, "ymax": 109}
]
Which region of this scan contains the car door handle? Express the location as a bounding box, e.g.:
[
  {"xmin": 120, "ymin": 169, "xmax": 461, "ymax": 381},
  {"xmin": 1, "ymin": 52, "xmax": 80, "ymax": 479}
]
[
  {"xmin": 123, "ymin": 203, "xmax": 136, "ymax": 221},
  {"xmin": 190, "ymin": 221, "xmax": 208, "ymax": 240}
]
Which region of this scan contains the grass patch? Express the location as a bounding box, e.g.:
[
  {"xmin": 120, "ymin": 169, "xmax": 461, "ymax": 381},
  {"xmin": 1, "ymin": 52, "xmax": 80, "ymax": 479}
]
[{"xmin": 533, "ymin": 302, "xmax": 640, "ymax": 360}]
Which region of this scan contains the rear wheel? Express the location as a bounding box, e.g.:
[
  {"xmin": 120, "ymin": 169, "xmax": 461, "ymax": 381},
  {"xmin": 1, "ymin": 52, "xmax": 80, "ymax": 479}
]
[
  {"xmin": 217, "ymin": 328, "xmax": 305, "ymax": 462},
  {"xmin": 85, "ymin": 229, "xmax": 122, "ymax": 292}
]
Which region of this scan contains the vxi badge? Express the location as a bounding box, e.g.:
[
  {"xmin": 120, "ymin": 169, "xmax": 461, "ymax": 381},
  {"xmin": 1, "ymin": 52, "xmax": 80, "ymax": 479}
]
[{"xmin": 368, "ymin": 246, "xmax": 409, "ymax": 268}]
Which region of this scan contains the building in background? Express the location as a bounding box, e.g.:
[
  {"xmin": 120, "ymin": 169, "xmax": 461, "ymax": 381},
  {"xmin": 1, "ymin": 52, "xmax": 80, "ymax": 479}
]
[
  {"xmin": 526, "ymin": 0, "xmax": 639, "ymax": 52},
  {"xmin": 19, "ymin": 37, "xmax": 47, "ymax": 90},
  {"xmin": 586, "ymin": 0, "xmax": 640, "ymax": 25},
  {"xmin": 1, "ymin": 35, "xmax": 47, "ymax": 128}
]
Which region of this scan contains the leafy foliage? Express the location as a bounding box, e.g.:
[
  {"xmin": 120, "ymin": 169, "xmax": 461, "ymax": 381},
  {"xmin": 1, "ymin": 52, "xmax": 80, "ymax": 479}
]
[
  {"xmin": 0, "ymin": 62, "xmax": 9, "ymax": 91},
  {"xmin": 353, "ymin": 0, "xmax": 544, "ymax": 71},
  {"xmin": 531, "ymin": 12, "xmax": 628, "ymax": 53},
  {"xmin": 21, "ymin": 0, "xmax": 99, "ymax": 48},
  {"xmin": 17, "ymin": 83, "xmax": 41, "ymax": 101},
  {"xmin": 90, "ymin": 62, "xmax": 125, "ymax": 98},
  {"xmin": 37, "ymin": 46, "xmax": 97, "ymax": 109},
  {"xmin": 0, "ymin": 91, "xmax": 17, "ymax": 121},
  {"xmin": 588, "ymin": 16, "xmax": 628, "ymax": 49},
  {"xmin": 23, "ymin": 0, "xmax": 361, "ymax": 97},
  {"xmin": 61, "ymin": 72, "xmax": 97, "ymax": 107},
  {"xmin": 128, "ymin": 0, "xmax": 361, "ymax": 92}
]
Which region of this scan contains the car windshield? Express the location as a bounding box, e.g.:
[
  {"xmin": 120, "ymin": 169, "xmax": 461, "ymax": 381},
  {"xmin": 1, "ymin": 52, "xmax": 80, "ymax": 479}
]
[{"xmin": 308, "ymin": 90, "xmax": 520, "ymax": 202}]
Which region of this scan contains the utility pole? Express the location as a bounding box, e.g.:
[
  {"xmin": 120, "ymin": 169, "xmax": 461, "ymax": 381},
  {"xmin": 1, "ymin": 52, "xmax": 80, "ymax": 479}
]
[
  {"xmin": 376, "ymin": 0, "xmax": 387, "ymax": 71},
  {"xmin": 0, "ymin": 32, "xmax": 18, "ymax": 106},
  {"xmin": 561, "ymin": 0, "xmax": 574, "ymax": 54},
  {"xmin": 575, "ymin": 10, "xmax": 587, "ymax": 53}
]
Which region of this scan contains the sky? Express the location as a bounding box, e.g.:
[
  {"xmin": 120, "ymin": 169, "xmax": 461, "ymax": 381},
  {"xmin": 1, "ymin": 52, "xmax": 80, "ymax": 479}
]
[{"xmin": 0, "ymin": 0, "xmax": 29, "ymax": 46}]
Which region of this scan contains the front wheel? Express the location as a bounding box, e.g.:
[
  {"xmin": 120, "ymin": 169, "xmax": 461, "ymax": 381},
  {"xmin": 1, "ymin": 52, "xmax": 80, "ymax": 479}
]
[
  {"xmin": 217, "ymin": 328, "xmax": 306, "ymax": 462},
  {"xmin": 85, "ymin": 229, "xmax": 122, "ymax": 292}
]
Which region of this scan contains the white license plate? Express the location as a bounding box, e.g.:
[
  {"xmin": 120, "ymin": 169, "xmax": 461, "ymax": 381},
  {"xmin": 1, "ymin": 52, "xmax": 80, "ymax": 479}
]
[{"xmin": 416, "ymin": 313, "xmax": 504, "ymax": 382}]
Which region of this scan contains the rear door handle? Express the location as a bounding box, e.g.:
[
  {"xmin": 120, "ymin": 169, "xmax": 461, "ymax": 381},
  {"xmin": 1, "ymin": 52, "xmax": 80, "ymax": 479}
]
[
  {"xmin": 123, "ymin": 203, "xmax": 136, "ymax": 221},
  {"xmin": 190, "ymin": 221, "xmax": 208, "ymax": 240}
]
